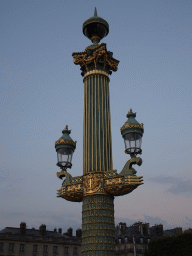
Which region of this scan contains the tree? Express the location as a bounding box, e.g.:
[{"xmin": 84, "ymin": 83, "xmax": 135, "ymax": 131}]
[{"xmin": 144, "ymin": 233, "xmax": 192, "ymax": 256}]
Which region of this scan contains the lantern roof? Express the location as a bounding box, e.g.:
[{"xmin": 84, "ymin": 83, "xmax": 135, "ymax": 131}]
[
  {"xmin": 120, "ymin": 109, "xmax": 144, "ymax": 136},
  {"xmin": 55, "ymin": 125, "xmax": 76, "ymax": 150},
  {"xmin": 126, "ymin": 109, "xmax": 139, "ymax": 124}
]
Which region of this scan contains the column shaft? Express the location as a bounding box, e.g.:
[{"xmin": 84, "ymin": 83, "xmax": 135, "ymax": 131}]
[
  {"xmin": 83, "ymin": 74, "xmax": 113, "ymax": 174},
  {"xmin": 82, "ymin": 194, "xmax": 115, "ymax": 256}
]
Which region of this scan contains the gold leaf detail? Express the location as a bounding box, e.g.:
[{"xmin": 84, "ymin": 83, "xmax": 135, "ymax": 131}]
[
  {"xmin": 55, "ymin": 138, "xmax": 76, "ymax": 146},
  {"xmin": 105, "ymin": 177, "xmax": 122, "ymax": 186},
  {"xmin": 83, "ymin": 174, "xmax": 101, "ymax": 194},
  {"xmin": 120, "ymin": 122, "xmax": 144, "ymax": 132}
]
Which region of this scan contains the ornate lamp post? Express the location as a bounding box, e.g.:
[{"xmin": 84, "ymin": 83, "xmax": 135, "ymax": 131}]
[{"xmin": 55, "ymin": 8, "xmax": 144, "ymax": 256}]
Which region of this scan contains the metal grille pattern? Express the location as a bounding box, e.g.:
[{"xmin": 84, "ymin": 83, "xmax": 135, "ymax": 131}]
[{"xmin": 82, "ymin": 194, "xmax": 115, "ymax": 255}]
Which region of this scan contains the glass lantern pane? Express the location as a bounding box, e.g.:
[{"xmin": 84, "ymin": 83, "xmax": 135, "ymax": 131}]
[
  {"xmin": 130, "ymin": 140, "xmax": 135, "ymax": 152},
  {"xmin": 124, "ymin": 133, "xmax": 142, "ymax": 154},
  {"xmin": 136, "ymin": 135, "xmax": 142, "ymax": 149},
  {"xmin": 57, "ymin": 148, "xmax": 73, "ymax": 156},
  {"xmin": 124, "ymin": 133, "xmax": 135, "ymax": 141},
  {"xmin": 124, "ymin": 133, "xmax": 135, "ymax": 152},
  {"xmin": 68, "ymin": 153, "xmax": 73, "ymax": 164},
  {"xmin": 57, "ymin": 148, "xmax": 73, "ymax": 167}
]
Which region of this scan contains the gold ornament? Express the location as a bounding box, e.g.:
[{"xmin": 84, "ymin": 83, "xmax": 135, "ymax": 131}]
[
  {"xmin": 84, "ymin": 173, "xmax": 101, "ymax": 194},
  {"xmin": 120, "ymin": 122, "xmax": 144, "ymax": 132}
]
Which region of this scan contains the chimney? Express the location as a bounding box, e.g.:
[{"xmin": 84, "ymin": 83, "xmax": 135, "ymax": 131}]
[
  {"xmin": 76, "ymin": 228, "xmax": 82, "ymax": 238},
  {"xmin": 39, "ymin": 224, "xmax": 46, "ymax": 235},
  {"xmin": 118, "ymin": 222, "xmax": 126, "ymax": 235},
  {"xmin": 54, "ymin": 228, "xmax": 57, "ymax": 233},
  {"xmin": 67, "ymin": 227, "xmax": 73, "ymax": 237},
  {"xmin": 142, "ymin": 223, "xmax": 149, "ymax": 236},
  {"xmin": 20, "ymin": 222, "xmax": 26, "ymax": 234},
  {"xmin": 140, "ymin": 223, "xmax": 143, "ymax": 235},
  {"xmin": 133, "ymin": 222, "xmax": 143, "ymax": 233},
  {"xmin": 58, "ymin": 228, "xmax": 62, "ymax": 234}
]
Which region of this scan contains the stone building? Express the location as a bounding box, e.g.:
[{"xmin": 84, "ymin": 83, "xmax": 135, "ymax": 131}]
[
  {"xmin": 115, "ymin": 222, "xmax": 165, "ymax": 255},
  {"xmin": 163, "ymin": 227, "xmax": 182, "ymax": 236},
  {"xmin": 0, "ymin": 222, "xmax": 81, "ymax": 256},
  {"xmin": 149, "ymin": 223, "xmax": 163, "ymax": 239},
  {"xmin": 115, "ymin": 222, "xmax": 150, "ymax": 256},
  {"xmin": 184, "ymin": 228, "xmax": 192, "ymax": 234}
]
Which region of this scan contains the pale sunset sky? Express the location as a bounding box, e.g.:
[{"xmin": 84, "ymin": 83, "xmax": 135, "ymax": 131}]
[{"xmin": 0, "ymin": 0, "xmax": 192, "ymax": 232}]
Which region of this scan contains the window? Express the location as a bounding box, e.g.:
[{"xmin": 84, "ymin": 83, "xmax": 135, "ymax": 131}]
[
  {"xmin": 119, "ymin": 238, "xmax": 121, "ymax": 244},
  {"xmin": 20, "ymin": 244, "xmax": 25, "ymax": 252},
  {"xmin": 125, "ymin": 237, "xmax": 127, "ymax": 243},
  {"xmin": 9, "ymin": 243, "xmax": 14, "ymax": 251},
  {"xmin": 117, "ymin": 247, "xmax": 120, "ymax": 253},
  {"xmin": 33, "ymin": 245, "xmax": 38, "ymax": 252},
  {"xmin": 73, "ymin": 247, "xmax": 77, "ymax": 254},
  {"xmin": 140, "ymin": 238, "xmax": 143, "ymax": 244},
  {"xmin": 0, "ymin": 242, "xmax": 3, "ymax": 251},
  {"xmin": 64, "ymin": 247, "xmax": 68, "ymax": 254},
  {"xmin": 43, "ymin": 245, "xmax": 48, "ymax": 253},
  {"xmin": 53, "ymin": 246, "xmax": 57, "ymax": 253}
]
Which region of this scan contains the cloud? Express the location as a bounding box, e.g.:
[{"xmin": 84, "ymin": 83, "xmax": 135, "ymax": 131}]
[
  {"xmin": 182, "ymin": 217, "xmax": 192, "ymax": 230},
  {"xmin": 149, "ymin": 175, "xmax": 192, "ymax": 196},
  {"xmin": 115, "ymin": 216, "xmax": 135, "ymax": 227}
]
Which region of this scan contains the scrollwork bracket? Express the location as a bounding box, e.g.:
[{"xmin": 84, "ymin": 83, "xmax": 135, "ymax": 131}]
[{"xmin": 120, "ymin": 157, "xmax": 142, "ymax": 176}]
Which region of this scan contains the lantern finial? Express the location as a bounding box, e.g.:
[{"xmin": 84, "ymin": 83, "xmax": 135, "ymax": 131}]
[
  {"xmin": 94, "ymin": 7, "xmax": 98, "ymax": 17},
  {"xmin": 62, "ymin": 125, "xmax": 71, "ymax": 134},
  {"xmin": 126, "ymin": 108, "xmax": 136, "ymax": 118}
]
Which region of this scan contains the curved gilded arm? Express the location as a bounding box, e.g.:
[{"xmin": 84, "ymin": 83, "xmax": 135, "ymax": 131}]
[{"xmin": 120, "ymin": 157, "xmax": 142, "ymax": 176}]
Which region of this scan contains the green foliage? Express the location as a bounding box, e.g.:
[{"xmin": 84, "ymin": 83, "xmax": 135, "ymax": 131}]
[{"xmin": 144, "ymin": 233, "xmax": 192, "ymax": 256}]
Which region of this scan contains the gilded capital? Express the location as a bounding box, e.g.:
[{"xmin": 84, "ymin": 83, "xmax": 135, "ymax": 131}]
[{"xmin": 72, "ymin": 43, "xmax": 119, "ymax": 77}]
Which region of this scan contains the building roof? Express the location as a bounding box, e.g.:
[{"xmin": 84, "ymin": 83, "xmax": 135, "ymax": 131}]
[
  {"xmin": 0, "ymin": 227, "xmax": 81, "ymax": 244},
  {"xmin": 115, "ymin": 224, "xmax": 149, "ymax": 244}
]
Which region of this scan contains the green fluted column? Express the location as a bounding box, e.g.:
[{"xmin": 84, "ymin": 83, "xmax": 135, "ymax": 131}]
[
  {"xmin": 82, "ymin": 71, "xmax": 115, "ymax": 256},
  {"xmin": 83, "ymin": 73, "xmax": 113, "ymax": 174}
]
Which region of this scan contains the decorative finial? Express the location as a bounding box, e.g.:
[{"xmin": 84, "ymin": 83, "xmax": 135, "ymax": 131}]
[
  {"xmin": 94, "ymin": 7, "xmax": 98, "ymax": 17},
  {"xmin": 82, "ymin": 8, "xmax": 109, "ymax": 41},
  {"xmin": 62, "ymin": 125, "xmax": 71, "ymax": 134},
  {"xmin": 128, "ymin": 109, "xmax": 133, "ymax": 115},
  {"xmin": 126, "ymin": 109, "xmax": 136, "ymax": 118}
]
